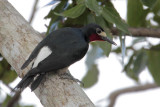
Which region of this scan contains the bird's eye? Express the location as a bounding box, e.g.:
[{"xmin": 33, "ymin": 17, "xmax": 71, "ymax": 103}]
[{"xmin": 96, "ymin": 28, "xmax": 102, "ymax": 34}]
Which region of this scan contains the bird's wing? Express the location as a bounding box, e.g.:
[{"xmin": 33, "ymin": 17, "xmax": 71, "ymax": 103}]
[
  {"xmin": 21, "ymin": 41, "xmax": 45, "ymax": 70},
  {"xmin": 31, "ymin": 30, "xmax": 88, "ymax": 74},
  {"xmin": 22, "ymin": 28, "xmax": 88, "ymax": 74},
  {"xmin": 35, "ymin": 43, "xmax": 88, "ymax": 74}
]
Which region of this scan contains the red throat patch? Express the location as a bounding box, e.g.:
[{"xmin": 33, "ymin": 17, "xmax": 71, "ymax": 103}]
[{"xmin": 89, "ymin": 34, "xmax": 104, "ymax": 42}]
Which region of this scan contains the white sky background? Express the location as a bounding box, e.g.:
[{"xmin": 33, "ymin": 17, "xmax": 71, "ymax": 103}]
[{"xmin": 1, "ymin": 0, "xmax": 160, "ymax": 107}]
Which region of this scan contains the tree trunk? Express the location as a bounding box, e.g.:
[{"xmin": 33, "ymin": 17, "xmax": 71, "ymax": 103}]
[{"xmin": 0, "ymin": 0, "xmax": 95, "ymax": 107}]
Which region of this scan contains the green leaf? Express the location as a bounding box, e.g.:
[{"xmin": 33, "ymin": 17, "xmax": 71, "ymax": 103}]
[
  {"xmin": 55, "ymin": 4, "xmax": 86, "ymax": 18},
  {"xmin": 127, "ymin": 0, "xmax": 149, "ymax": 27},
  {"xmin": 45, "ymin": 1, "xmax": 68, "ymax": 33},
  {"xmin": 64, "ymin": 10, "xmax": 89, "ymax": 26},
  {"xmin": 153, "ymin": 14, "xmax": 160, "ymax": 25},
  {"xmin": 1, "ymin": 70, "xmax": 17, "ymax": 84},
  {"xmin": 76, "ymin": 0, "xmax": 85, "ymax": 4},
  {"xmin": 0, "ymin": 62, "xmax": 3, "ymax": 76},
  {"xmin": 152, "ymin": 0, "xmax": 160, "ymax": 25},
  {"xmin": 147, "ymin": 46, "xmax": 160, "ymax": 85},
  {"xmin": 124, "ymin": 53, "xmax": 139, "ymax": 81},
  {"xmin": 94, "ymin": 16, "xmax": 112, "ymax": 56},
  {"xmin": 86, "ymin": 13, "xmax": 96, "ymax": 24},
  {"xmin": 82, "ymin": 45, "xmax": 102, "ymax": 88},
  {"xmin": 132, "ymin": 50, "xmax": 148, "ymax": 76},
  {"xmin": 124, "ymin": 53, "xmax": 134, "ymax": 72},
  {"xmin": 152, "ymin": 0, "xmax": 160, "ymax": 13},
  {"xmin": 82, "ymin": 64, "xmax": 99, "ymax": 88},
  {"xmin": 95, "ymin": 41, "xmax": 111, "ymax": 56},
  {"xmin": 126, "ymin": 69, "xmax": 139, "ymax": 81},
  {"xmin": 0, "ymin": 59, "xmax": 17, "ymax": 84},
  {"xmin": 85, "ymin": 0, "xmax": 103, "ymax": 16},
  {"xmin": 45, "ymin": 1, "xmax": 68, "ymax": 19},
  {"xmin": 124, "ymin": 50, "xmax": 148, "ymax": 81},
  {"xmin": 140, "ymin": 0, "xmax": 157, "ymax": 8},
  {"xmin": 112, "ymin": 47, "xmax": 121, "ymax": 54},
  {"xmin": 150, "ymin": 44, "xmax": 160, "ymax": 50},
  {"xmin": 104, "ymin": 1, "xmax": 121, "ymax": 18},
  {"xmin": 102, "ymin": 6, "xmax": 129, "ymax": 33}
]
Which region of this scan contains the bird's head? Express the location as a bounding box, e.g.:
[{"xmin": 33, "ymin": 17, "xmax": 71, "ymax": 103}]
[{"xmin": 82, "ymin": 23, "xmax": 117, "ymax": 45}]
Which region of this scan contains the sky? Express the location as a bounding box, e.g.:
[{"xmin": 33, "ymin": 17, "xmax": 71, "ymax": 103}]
[{"xmin": 1, "ymin": 0, "xmax": 160, "ymax": 107}]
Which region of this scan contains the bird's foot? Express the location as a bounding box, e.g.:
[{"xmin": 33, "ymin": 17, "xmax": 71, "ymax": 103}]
[{"xmin": 58, "ymin": 72, "xmax": 84, "ymax": 86}]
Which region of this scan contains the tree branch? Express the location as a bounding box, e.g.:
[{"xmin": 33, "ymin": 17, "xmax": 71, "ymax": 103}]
[
  {"xmin": 29, "ymin": 0, "xmax": 39, "ymax": 24},
  {"xmin": 3, "ymin": 83, "xmax": 22, "ymax": 107},
  {"xmin": 0, "ymin": 0, "xmax": 95, "ymax": 107},
  {"xmin": 7, "ymin": 91, "xmax": 21, "ymax": 107},
  {"xmin": 111, "ymin": 27, "xmax": 160, "ymax": 38},
  {"xmin": 108, "ymin": 83, "xmax": 159, "ymax": 107}
]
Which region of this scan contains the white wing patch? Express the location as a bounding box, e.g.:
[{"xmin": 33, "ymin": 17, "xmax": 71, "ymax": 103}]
[{"xmin": 32, "ymin": 46, "xmax": 52, "ymax": 68}]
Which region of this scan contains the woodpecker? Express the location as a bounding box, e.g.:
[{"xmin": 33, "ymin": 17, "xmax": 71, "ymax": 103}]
[{"xmin": 14, "ymin": 23, "xmax": 116, "ymax": 91}]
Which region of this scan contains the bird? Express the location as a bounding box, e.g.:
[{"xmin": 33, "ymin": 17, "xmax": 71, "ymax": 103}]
[{"xmin": 14, "ymin": 23, "xmax": 116, "ymax": 91}]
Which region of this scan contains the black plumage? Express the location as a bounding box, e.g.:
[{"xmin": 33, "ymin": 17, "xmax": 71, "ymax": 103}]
[{"xmin": 14, "ymin": 23, "xmax": 116, "ymax": 91}]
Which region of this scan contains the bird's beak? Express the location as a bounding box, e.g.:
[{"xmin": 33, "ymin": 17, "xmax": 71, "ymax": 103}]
[{"xmin": 99, "ymin": 32, "xmax": 117, "ymax": 46}]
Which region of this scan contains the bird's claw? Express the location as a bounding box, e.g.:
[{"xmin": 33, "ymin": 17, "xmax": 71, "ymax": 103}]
[{"xmin": 58, "ymin": 73, "xmax": 84, "ymax": 86}]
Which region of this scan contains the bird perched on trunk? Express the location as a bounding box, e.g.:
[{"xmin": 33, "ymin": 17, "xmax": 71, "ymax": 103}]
[{"xmin": 14, "ymin": 23, "xmax": 116, "ymax": 91}]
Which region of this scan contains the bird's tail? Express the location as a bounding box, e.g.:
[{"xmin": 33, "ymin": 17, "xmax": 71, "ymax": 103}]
[
  {"xmin": 13, "ymin": 74, "xmax": 35, "ymax": 91},
  {"xmin": 31, "ymin": 74, "xmax": 45, "ymax": 91},
  {"xmin": 13, "ymin": 69, "xmax": 46, "ymax": 91}
]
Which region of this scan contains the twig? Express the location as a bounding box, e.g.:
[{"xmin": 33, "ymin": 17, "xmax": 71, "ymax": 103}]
[
  {"xmin": 29, "ymin": 0, "xmax": 39, "ymax": 24},
  {"xmin": 7, "ymin": 91, "xmax": 21, "ymax": 107},
  {"xmin": 2, "ymin": 83, "xmax": 22, "ymax": 107},
  {"xmin": 111, "ymin": 27, "xmax": 160, "ymax": 38},
  {"xmin": 108, "ymin": 83, "xmax": 159, "ymax": 107}
]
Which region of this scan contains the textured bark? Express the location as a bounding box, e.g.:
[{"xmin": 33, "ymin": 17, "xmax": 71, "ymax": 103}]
[{"xmin": 0, "ymin": 0, "xmax": 95, "ymax": 107}]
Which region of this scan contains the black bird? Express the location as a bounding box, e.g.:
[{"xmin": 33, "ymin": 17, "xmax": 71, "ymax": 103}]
[{"xmin": 14, "ymin": 23, "xmax": 116, "ymax": 91}]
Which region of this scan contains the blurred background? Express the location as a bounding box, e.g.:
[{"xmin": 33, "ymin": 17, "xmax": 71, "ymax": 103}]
[{"xmin": 0, "ymin": 0, "xmax": 160, "ymax": 107}]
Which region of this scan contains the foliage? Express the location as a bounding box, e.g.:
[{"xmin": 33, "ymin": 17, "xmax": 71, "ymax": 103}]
[
  {"xmin": 147, "ymin": 44, "xmax": 160, "ymax": 85},
  {"xmin": 123, "ymin": 0, "xmax": 160, "ymax": 83}
]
